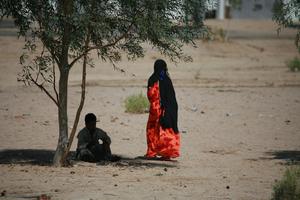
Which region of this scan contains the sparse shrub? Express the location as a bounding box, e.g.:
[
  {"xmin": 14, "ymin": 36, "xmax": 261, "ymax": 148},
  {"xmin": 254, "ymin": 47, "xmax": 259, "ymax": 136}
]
[
  {"xmin": 271, "ymin": 166, "xmax": 300, "ymax": 200},
  {"xmin": 216, "ymin": 28, "xmax": 227, "ymax": 42},
  {"xmin": 204, "ymin": 27, "xmax": 227, "ymax": 42},
  {"xmin": 124, "ymin": 93, "xmax": 149, "ymax": 114},
  {"xmin": 287, "ymin": 57, "xmax": 300, "ymax": 72}
]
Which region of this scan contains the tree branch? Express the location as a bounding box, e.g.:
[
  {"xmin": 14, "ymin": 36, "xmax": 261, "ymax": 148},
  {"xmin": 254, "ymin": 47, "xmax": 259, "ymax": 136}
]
[
  {"xmin": 69, "ymin": 20, "xmax": 135, "ymax": 69},
  {"xmin": 29, "ymin": 74, "xmax": 59, "ymax": 107},
  {"xmin": 52, "ymin": 61, "xmax": 59, "ymax": 103},
  {"xmin": 39, "ymin": 34, "xmax": 61, "ymax": 66},
  {"xmin": 34, "ymin": 44, "xmax": 46, "ymax": 83},
  {"xmin": 45, "ymin": 45, "xmax": 60, "ymax": 66}
]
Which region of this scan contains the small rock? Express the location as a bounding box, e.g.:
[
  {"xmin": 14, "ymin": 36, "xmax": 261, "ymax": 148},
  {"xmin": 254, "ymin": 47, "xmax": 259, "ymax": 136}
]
[
  {"xmin": 70, "ymin": 171, "xmax": 75, "ymax": 174},
  {"xmin": 164, "ymin": 168, "xmax": 168, "ymax": 172},
  {"xmin": 38, "ymin": 194, "xmax": 51, "ymax": 200},
  {"xmin": 200, "ymin": 111, "xmax": 205, "ymax": 114},
  {"xmin": 120, "ymin": 122, "xmax": 127, "ymax": 126},
  {"xmin": 226, "ymin": 113, "xmax": 232, "ymax": 117},
  {"xmin": 1, "ymin": 190, "xmax": 6, "ymax": 196},
  {"xmin": 113, "ymin": 174, "xmax": 119, "ymax": 177},
  {"xmin": 185, "ymin": 106, "xmax": 197, "ymax": 112},
  {"xmin": 54, "ymin": 189, "xmax": 60, "ymax": 192},
  {"xmin": 114, "ymin": 184, "xmax": 118, "ymax": 187},
  {"xmin": 110, "ymin": 116, "xmax": 119, "ymax": 123},
  {"xmin": 184, "ymin": 185, "xmax": 187, "ymax": 188},
  {"xmin": 14, "ymin": 115, "xmax": 25, "ymax": 119},
  {"xmin": 191, "ymin": 106, "xmax": 198, "ymax": 112},
  {"xmin": 42, "ymin": 121, "xmax": 50, "ymax": 126},
  {"xmin": 226, "ymin": 186, "xmax": 230, "ymax": 189},
  {"xmin": 285, "ymin": 120, "xmax": 291, "ymax": 124}
]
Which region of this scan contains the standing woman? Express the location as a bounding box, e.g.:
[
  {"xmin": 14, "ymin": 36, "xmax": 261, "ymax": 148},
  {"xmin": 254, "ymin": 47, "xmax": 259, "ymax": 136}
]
[{"xmin": 146, "ymin": 59, "xmax": 180, "ymax": 160}]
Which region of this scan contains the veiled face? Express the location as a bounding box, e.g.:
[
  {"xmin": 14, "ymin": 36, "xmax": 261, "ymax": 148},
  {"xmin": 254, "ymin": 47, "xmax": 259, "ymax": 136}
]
[{"xmin": 154, "ymin": 59, "xmax": 167, "ymax": 74}]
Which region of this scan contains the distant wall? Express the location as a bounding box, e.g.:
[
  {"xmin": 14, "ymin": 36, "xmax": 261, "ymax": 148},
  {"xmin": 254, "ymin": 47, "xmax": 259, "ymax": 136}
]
[{"xmin": 231, "ymin": 0, "xmax": 275, "ymax": 19}]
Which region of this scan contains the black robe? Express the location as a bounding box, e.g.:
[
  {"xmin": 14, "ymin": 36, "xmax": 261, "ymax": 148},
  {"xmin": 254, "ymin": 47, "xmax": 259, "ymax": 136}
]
[{"xmin": 148, "ymin": 60, "xmax": 179, "ymax": 133}]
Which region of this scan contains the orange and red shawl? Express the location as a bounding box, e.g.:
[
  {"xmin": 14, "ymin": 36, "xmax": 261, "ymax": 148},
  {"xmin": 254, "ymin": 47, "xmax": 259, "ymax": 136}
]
[{"xmin": 146, "ymin": 82, "xmax": 180, "ymax": 159}]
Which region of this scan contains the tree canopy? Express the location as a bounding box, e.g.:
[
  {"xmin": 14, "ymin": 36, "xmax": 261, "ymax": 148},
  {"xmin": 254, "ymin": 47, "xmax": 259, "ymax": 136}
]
[{"xmin": 1, "ymin": 0, "xmax": 208, "ymax": 68}]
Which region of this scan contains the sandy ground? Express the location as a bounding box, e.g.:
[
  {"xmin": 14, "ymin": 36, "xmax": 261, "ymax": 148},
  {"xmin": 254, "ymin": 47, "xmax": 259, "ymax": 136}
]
[{"xmin": 0, "ymin": 19, "xmax": 300, "ymax": 200}]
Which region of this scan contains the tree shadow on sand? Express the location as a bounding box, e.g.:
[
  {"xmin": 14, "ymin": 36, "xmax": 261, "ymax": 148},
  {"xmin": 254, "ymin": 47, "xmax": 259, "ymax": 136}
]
[
  {"xmin": 96, "ymin": 156, "xmax": 178, "ymax": 169},
  {"xmin": 0, "ymin": 149, "xmax": 55, "ymax": 165},
  {"xmin": 264, "ymin": 150, "xmax": 300, "ymax": 164},
  {"xmin": 0, "ymin": 149, "xmax": 178, "ymax": 168}
]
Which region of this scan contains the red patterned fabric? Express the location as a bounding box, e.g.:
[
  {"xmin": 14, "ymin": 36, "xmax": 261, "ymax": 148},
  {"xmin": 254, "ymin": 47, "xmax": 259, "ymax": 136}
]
[{"xmin": 146, "ymin": 82, "xmax": 180, "ymax": 159}]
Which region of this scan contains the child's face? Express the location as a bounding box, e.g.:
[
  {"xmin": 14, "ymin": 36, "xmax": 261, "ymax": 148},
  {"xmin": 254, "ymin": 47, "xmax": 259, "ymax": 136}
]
[{"xmin": 86, "ymin": 121, "xmax": 96, "ymax": 133}]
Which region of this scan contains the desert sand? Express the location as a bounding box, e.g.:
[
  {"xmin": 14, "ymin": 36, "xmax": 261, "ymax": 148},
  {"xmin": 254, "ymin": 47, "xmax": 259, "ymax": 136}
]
[{"xmin": 0, "ymin": 19, "xmax": 299, "ymax": 200}]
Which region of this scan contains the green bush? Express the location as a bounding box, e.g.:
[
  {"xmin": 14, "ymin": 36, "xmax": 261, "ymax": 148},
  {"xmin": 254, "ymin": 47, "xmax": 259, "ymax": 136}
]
[
  {"xmin": 287, "ymin": 57, "xmax": 300, "ymax": 72},
  {"xmin": 124, "ymin": 92, "xmax": 149, "ymax": 114},
  {"xmin": 271, "ymin": 166, "xmax": 300, "ymax": 200}
]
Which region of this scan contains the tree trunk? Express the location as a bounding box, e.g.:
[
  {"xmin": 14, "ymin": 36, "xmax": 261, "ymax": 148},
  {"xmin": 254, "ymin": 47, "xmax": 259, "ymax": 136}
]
[
  {"xmin": 53, "ymin": 0, "xmax": 73, "ymax": 167},
  {"xmin": 61, "ymin": 33, "xmax": 90, "ymax": 164},
  {"xmin": 53, "ymin": 68, "xmax": 69, "ymax": 167}
]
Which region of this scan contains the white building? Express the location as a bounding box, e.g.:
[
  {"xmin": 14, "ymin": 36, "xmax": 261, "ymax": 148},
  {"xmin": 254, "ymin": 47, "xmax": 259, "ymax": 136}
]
[{"xmin": 214, "ymin": 0, "xmax": 277, "ymax": 19}]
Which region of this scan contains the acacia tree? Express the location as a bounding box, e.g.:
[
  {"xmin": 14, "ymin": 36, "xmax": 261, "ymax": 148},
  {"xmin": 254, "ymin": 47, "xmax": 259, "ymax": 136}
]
[
  {"xmin": 273, "ymin": 0, "xmax": 300, "ymax": 52},
  {"xmin": 1, "ymin": 0, "xmax": 208, "ymax": 167}
]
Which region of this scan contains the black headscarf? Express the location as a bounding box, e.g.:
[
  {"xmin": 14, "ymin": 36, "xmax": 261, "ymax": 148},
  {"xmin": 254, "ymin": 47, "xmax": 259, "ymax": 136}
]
[{"xmin": 148, "ymin": 59, "xmax": 179, "ymax": 133}]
